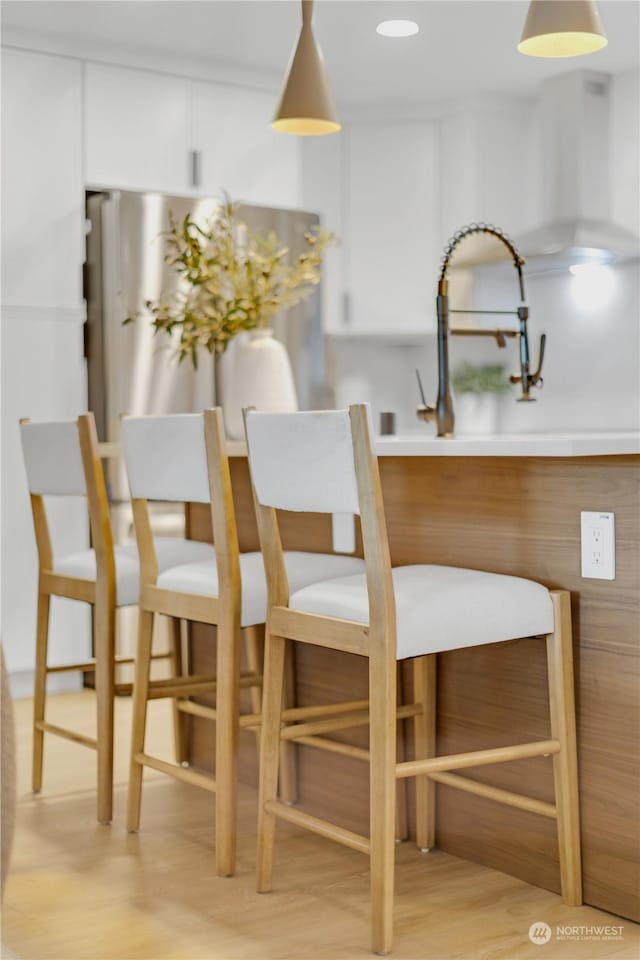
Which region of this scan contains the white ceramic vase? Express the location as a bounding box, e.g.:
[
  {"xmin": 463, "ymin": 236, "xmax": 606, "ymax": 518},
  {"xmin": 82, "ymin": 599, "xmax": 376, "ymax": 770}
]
[
  {"xmin": 454, "ymin": 393, "xmax": 499, "ymax": 435},
  {"xmin": 221, "ymin": 329, "xmax": 298, "ymax": 440}
]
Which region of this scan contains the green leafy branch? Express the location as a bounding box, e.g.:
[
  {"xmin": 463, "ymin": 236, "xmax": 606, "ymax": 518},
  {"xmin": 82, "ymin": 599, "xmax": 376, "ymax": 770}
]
[{"xmin": 124, "ymin": 199, "xmax": 336, "ymax": 367}]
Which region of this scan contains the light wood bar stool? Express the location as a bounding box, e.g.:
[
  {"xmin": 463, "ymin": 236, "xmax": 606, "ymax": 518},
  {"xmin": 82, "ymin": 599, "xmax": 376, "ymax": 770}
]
[
  {"xmin": 19, "ymin": 413, "xmax": 213, "ymax": 824},
  {"xmin": 245, "ymin": 404, "xmax": 582, "ymax": 956},
  {"xmin": 121, "ymin": 409, "xmax": 365, "ymax": 877}
]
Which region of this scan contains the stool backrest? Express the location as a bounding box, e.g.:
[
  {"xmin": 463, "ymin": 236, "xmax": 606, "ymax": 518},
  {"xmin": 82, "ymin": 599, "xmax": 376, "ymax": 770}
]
[
  {"xmin": 121, "ymin": 414, "xmax": 210, "ymax": 504},
  {"xmin": 245, "ymin": 404, "xmax": 395, "ymax": 643},
  {"xmin": 244, "ymin": 410, "xmax": 360, "ymax": 515},
  {"xmin": 20, "ymin": 420, "xmax": 86, "ymax": 496},
  {"xmin": 20, "ymin": 414, "xmax": 115, "ymax": 590},
  {"xmin": 122, "ymin": 410, "xmax": 240, "ymax": 599}
]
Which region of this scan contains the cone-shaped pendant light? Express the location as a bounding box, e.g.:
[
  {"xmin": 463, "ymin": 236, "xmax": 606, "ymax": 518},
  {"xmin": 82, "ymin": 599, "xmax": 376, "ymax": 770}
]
[
  {"xmin": 518, "ymin": 0, "xmax": 607, "ymax": 58},
  {"xmin": 272, "ymin": 0, "xmax": 340, "ymax": 136}
]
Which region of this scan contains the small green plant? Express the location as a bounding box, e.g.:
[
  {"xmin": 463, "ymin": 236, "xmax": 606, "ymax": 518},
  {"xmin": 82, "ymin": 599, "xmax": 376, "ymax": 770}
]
[
  {"xmin": 125, "ymin": 199, "xmax": 336, "ymax": 367},
  {"xmin": 452, "ymin": 363, "xmax": 511, "ymax": 395}
]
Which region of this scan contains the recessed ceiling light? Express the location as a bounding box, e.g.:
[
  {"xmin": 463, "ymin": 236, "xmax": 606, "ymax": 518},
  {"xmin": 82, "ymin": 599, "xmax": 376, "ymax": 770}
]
[{"xmin": 376, "ymin": 19, "xmax": 419, "ymax": 38}]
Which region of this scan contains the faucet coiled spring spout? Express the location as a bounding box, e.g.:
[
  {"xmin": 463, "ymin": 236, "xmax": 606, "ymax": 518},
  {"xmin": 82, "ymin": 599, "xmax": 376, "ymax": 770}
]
[
  {"xmin": 439, "ymin": 223, "xmax": 526, "ymax": 301},
  {"xmin": 418, "ymin": 222, "xmax": 546, "ymax": 437}
]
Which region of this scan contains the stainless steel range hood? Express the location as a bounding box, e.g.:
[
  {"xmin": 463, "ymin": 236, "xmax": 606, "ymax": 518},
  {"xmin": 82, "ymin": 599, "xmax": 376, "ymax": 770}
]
[{"xmin": 518, "ymin": 70, "xmax": 639, "ymax": 270}]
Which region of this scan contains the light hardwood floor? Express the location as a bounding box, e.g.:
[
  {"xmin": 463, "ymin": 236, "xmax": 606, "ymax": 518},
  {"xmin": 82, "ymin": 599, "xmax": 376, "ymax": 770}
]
[{"xmin": 2, "ymin": 691, "xmax": 638, "ymax": 960}]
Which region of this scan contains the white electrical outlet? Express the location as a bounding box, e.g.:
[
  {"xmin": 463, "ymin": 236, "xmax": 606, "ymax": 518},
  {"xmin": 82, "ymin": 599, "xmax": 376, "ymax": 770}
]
[{"xmin": 580, "ymin": 511, "xmax": 615, "ymax": 580}]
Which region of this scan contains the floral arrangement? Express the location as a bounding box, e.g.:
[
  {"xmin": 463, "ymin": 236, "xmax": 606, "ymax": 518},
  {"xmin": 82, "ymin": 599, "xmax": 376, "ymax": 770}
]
[
  {"xmin": 452, "ymin": 363, "xmax": 511, "ymax": 395},
  {"xmin": 125, "ymin": 199, "xmax": 335, "ymax": 367}
]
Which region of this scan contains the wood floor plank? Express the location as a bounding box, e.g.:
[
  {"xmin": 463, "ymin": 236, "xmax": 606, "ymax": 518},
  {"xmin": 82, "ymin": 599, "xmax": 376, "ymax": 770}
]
[{"xmin": 3, "ymin": 691, "xmax": 639, "ymax": 960}]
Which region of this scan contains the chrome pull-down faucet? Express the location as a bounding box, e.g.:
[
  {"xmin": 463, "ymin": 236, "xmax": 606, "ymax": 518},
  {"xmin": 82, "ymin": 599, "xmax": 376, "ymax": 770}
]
[{"xmin": 417, "ymin": 223, "xmax": 545, "ymax": 437}]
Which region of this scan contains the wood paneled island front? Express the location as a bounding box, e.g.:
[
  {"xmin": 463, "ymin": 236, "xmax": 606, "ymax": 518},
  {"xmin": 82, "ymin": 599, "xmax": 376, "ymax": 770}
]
[{"xmin": 185, "ymin": 434, "xmax": 639, "ymax": 923}]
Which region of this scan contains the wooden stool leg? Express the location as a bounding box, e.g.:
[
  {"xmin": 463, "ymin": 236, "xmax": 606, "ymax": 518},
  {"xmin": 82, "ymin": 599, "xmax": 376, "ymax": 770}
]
[
  {"xmin": 245, "ymin": 624, "xmax": 299, "ymax": 803},
  {"xmin": 169, "ymin": 617, "xmax": 189, "ymax": 765},
  {"xmin": 547, "ymin": 591, "xmax": 582, "ymax": 906},
  {"xmin": 369, "ymin": 649, "xmax": 396, "ymax": 956},
  {"xmin": 278, "ymin": 640, "xmax": 298, "ymax": 805},
  {"xmin": 245, "ymin": 624, "xmax": 264, "ymax": 759},
  {"xmin": 32, "ymin": 591, "xmax": 50, "ymax": 793},
  {"xmin": 395, "ymin": 667, "xmax": 409, "ymax": 842},
  {"xmin": 215, "ymin": 615, "xmax": 241, "ymax": 878},
  {"xmin": 95, "ymin": 594, "xmax": 116, "ymax": 825},
  {"xmin": 413, "ymin": 654, "xmax": 437, "ymax": 852},
  {"xmin": 257, "ymin": 630, "xmax": 287, "ymax": 894},
  {"xmin": 127, "ymin": 609, "xmax": 154, "ymax": 833}
]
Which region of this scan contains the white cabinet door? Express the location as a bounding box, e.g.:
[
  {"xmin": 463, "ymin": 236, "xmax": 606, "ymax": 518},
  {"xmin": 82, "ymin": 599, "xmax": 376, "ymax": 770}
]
[
  {"xmin": 300, "ymin": 136, "xmax": 344, "ymax": 332},
  {"xmin": 85, "ymin": 63, "xmax": 191, "ymax": 194},
  {"xmin": 1, "ymin": 49, "xmax": 83, "ymax": 307},
  {"xmin": 1, "ymin": 49, "xmax": 89, "ymax": 686},
  {"xmin": 192, "ymin": 81, "xmax": 301, "ymax": 209},
  {"xmin": 344, "ymin": 122, "xmax": 440, "ymax": 332},
  {"xmin": 439, "ymin": 102, "xmax": 538, "ymax": 240}
]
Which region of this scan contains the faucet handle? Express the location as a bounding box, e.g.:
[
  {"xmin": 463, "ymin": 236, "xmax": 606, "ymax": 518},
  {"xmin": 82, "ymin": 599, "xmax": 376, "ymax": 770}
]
[
  {"xmin": 415, "ymin": 369, "xmax": 437, "ymax": 423},
  {"xmin": 417, "ymin": 404, "xmax": 437, "ymax": 424},
  {"xmin": 510, "ymin": 333, "xmax": 546, "ymax": 392},
  {"xmin": 530, "ymin": 333, "xmax": 546, "ymax": 387}
]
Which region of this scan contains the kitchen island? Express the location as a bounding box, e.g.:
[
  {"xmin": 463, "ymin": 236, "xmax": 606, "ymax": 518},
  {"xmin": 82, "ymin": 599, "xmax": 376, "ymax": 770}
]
[{"xmin": 185, "ymin": 433, "xmax": 639, "ymax": 922}]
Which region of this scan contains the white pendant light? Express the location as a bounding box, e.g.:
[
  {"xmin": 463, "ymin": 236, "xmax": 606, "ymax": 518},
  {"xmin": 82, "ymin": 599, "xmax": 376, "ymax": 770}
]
[
  {"xmin": 518, "ymin": 0, "xmax": 608, "ymax": 58},
  {"xmin": 272, "ymin": 0, "xmax": 340, "ymax": 136}
]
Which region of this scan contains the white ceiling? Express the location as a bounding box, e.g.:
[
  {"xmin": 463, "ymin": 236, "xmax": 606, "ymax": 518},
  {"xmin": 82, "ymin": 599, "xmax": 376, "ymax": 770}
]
[{"xmin": 2, "ymin": 0, "xmax": 639, "ymax": 107}]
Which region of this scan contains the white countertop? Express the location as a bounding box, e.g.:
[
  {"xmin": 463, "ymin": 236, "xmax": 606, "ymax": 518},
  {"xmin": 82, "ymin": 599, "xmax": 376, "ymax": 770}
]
[
  {"xmin": 372, "ymin": 432, "xmax": 640, "ymax": 457},
  {"xmin": 225, "ymin": 432, "xmax": 640, "ymax": 458}
]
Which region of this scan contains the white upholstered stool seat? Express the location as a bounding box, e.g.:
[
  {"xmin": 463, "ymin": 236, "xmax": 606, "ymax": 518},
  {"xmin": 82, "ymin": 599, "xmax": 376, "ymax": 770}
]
[
  {"xmin": 157, "ymin": 550, "xmax": 365, "ymax": 627},
  {"xmin": 290, "ymin": 564, "xmax": 555, "ymax": 660},
  {"xmin": 54, "ymin": 537, "xmax": 215, "ymax": 607}
]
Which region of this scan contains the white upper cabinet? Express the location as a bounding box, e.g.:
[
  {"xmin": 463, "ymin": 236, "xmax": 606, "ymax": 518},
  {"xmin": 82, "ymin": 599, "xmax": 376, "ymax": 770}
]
[
  {"xmin": 438, "ymin": 99, "xmax": 538, "ymax": 240},
  {"xmin": 84, "ymin": 66, "xmax": 301, "ymax": 208},
  {"xmin": 1, "ymin": 49, "xmax": 83, "ymax": 307},
  {"xmin": 299, "ymin": 136, "xmax": 344, "ymax": 333},
  {"xmin": 192, "ymin": 81, "xmax": 301, "ymax": 208},
  {"xmin": 85, "ymin": 63, "xmax": 191, "ymax": 194},
  {"xmin": 344, "ymin": 122, "xmax": 440, "ymax": 332}
]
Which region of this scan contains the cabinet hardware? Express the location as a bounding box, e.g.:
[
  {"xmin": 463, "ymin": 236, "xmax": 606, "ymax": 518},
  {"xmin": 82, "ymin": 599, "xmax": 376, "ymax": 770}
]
[
  {"xmin": 342, "ymin": 291, "xmax": 351, "ymax": 326},
  {"xmin": 190, "ymin": 149, "xmax": 201, "ymax": 189}
]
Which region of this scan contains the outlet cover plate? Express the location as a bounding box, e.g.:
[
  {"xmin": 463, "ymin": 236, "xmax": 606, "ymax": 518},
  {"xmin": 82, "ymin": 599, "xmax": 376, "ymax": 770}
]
[{"xmin": 581, "ymin": 511, "xmax": 615, "ymax": 580}]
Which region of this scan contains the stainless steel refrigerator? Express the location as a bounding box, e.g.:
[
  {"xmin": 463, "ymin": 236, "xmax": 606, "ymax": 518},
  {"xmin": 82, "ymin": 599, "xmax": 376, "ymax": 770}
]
[{"xmin": 85, "ymin": 189, "xmax": 329, "ymax": 460}]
